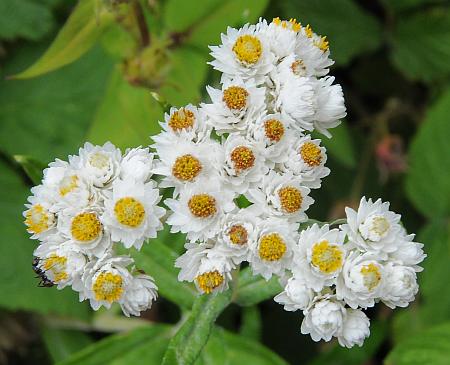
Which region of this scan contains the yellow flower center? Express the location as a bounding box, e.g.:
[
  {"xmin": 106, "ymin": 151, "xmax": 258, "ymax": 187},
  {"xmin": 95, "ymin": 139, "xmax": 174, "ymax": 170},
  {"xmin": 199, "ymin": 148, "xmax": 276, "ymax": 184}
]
[
  {"xmin": 24, "ymin": 204, "xmax": 52, "ymax": 234},
  {"xmin": 300, "ymin": 142, "xmax": 322, "ymax": 167},
  {"xmin": 370, "ymin": 216, "xmax": 390, "ymax": 237},
  {"xmin": 114, "ymin": 197, "xmax": 146, "ymax": 227},
  {"xmin": 71, "ymin": 212, "xmax": 102, "ymax": 242},
  {"xmin": 43, "ymin": 255, "xmax": 68, "ymax": 282},
  {"xmin": 361, "ymin": 263, "xmax": 382, "ymax": 291},
  {"xmin": 278, "ymin": 186, "xmax": 303, "ymax": 213},
  {"xmin": 172, "ymin": 154, "xmax": 202, "ymax": 181},
  {"xmin": 196, "ymin": 271, "xmax": 224, "ymax": 294},
  {"xmin": 304, "ymin": 24, "xmax": 314, "ymax": 38},
  {"xmin": 168, "ymin": 108, "xmax": 195, "ymax": 132},
  {"xmin": 59, "ymin": 175, "xmax": 79, "ymax": 196},
  {"xmin": 291, "ymin": 59, "xmax": 306, "ymax": 76},
  {"xmin": 264, "ymin": 119, "xmax": 285, "ymax": 142},
  {"xmin": 272, "ymin": 17, "xmax": 301, "ymax": 32},
  {"xmin": 314, "ymin": 36, "xmax": 329, "ymax": 52},
  {"xmin": 89, "ymin": 152, "xmax": 110, "ymax": 169},
  {"xmin": 230, "ymin": 146, "xmax": 255, "ymax": 172},
  {"xmin": 311, "ymin": 240, "xmax": 343, "ymax": 274},
  {"xmin": 222, "ymin": 86, "xmax": 249, "ymax": 110},
  {"xmin": 228, "ymin": 224, "xmax": 248, "ymax": 245},
  {"xmin": 93, "ymin": 272, "xmax": 124, "ymax": 302},
  {"xmin": 259, "ymin": 233, "xmax": 286, "ymax": 261},
  {"xmin": 232, "ymin": 35, "xmax": 262, "ymax": 65},
  {"xmin": 188, "ymin": 194, "xmax": 217, "ymax": 218}
]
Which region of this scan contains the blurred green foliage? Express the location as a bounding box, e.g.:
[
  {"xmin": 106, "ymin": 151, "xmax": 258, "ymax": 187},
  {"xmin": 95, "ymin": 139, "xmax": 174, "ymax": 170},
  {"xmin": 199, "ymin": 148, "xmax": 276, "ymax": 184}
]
[{"xmin": 1, "ymin": 0, "xmax": 450, "ymax": 364}]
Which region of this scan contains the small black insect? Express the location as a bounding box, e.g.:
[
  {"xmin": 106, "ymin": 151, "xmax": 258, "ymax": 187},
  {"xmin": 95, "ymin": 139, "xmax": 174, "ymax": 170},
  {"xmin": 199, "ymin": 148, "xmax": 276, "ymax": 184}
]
[{"xmin": 32, "ymin": 257, "xmax": 54, "ymax": 288}]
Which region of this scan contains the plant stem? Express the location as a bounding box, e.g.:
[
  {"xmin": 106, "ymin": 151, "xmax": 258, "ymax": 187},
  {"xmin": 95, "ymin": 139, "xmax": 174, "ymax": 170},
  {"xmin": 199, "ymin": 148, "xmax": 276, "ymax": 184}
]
[{"xmin": 133, "ymin": 0, "xmax": 150, "ymax": 48}]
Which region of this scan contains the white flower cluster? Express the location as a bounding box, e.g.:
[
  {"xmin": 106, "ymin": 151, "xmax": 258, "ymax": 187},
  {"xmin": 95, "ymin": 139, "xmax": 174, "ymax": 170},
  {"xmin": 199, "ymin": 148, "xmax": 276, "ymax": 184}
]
[
  {"xmin": 275, "ymin": 197, "xmax": 425, "ymax": 347},
  {"xmin": 150, "ymin": 18, "xmax": 342, "ymax": 296},
  {"xmin": 24, "ymin": 142, "xmax": 164, "ymax": 316}
]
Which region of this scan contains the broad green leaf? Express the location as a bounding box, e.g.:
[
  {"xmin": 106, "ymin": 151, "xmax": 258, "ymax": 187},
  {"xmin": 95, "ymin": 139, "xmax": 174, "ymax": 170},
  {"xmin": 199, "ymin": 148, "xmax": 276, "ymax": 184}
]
[
  {"xmin": 391, "ymin": 9, "xmax": 450, "ymax": 82},
  {"xmin": 42, "ymin": 327, "xmax": 93, "ymax": 363},
  {"xmin": 13, "ymin": 0, "xmax": 114, "ymax": 79},
  {"xmin": 281, "ymin": 0, "xmax": 382, "ymax": 65},
  {"xmin": 0, "ymin": 44, "xmax": 113, "ymax": 163},
  {"xmin": 0, "ymin": 0, "xmax": 55, "ymax": 41},
  {"xmin": 385, "ymin": 322, "xmax": 450, "ymax": 365},
  {"xmin": 86, "ymin": 67, "xmax": 163, "ymax": 150},
  {"xmin": 131, "ymin": 228, "xmax": 196, "ymax": 310},
  {"xmin": 57, "ymin": 324, "xmax": 171, "ymax": 365},
  {"xmin": 234, "ymin": 267, "xmax": 282, "ymax": 306},
  {"xmin": 13, "ymin": 155, "xmax": 46, "ymax": 185},
  {"xmin": 0, "ymin": 159, "xmax": 90, "ymax": 318},
  {"xmin": 162, "ymin": 291, "xmax": 232, "ymax": 365},
  {"xmin": 239, "ymin": 306, "xmax": 262, "ymax": 341},
  {"xmin": 163, "ymin": 0, "xmax": 269, "ymax": 48},
  {"xmin": 406, "ymin": 88, "xmax": 450, "ymax": 218},
  {"xmin": 313, "ymin": 122, "xmax": 356, "ymax": 168}
]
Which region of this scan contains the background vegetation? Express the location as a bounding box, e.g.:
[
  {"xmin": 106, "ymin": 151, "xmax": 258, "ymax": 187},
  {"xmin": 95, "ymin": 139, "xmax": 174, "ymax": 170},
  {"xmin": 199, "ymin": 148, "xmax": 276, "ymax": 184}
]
[{"xmin": 0, "ymin": 0, "xmax": 449, "ymax": 364}]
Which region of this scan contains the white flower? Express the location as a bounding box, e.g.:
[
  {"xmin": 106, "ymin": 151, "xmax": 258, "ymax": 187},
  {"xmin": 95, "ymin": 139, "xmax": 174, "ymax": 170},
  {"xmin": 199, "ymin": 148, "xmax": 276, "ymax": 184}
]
[
  {"xmin": 120, "ymin": 147, "xmax": 155, "ymax": 183},
  {"xmin": 152, "ymin": 105, "xmax": 211, "ymax": 145},
  {"xmin": 293, "ymin": 224, "xmax": 346, "ymax": 291},
  {"xmin": 165, "ymin": 180, "xmax": 236, "ymax": 242},
  {"xmin": 388, "ymin": 232, "xmax": 426, "ymax": 272},
  {"xmin": 275, "ymin": 54, "xmax": 314, "ymax": 82},
  {"xmin": 102, "ymin": 178, "xmax": 165, "ymax": 250},
  {"xmin": 336, "ymin": 251, "xmax": 386, "ymax": 309},
  {"xmin": 120, "ymin": 273, "xmax": 158, "ymax": 317},
  {"xmin": 274, "ymin": 276, "xmax": 314, "ymax": 311},
  {"xmin": 337, "ymin": 308, "xmax": 370, "ymax": 348},
  {"xmin": 70, "ymin": 142, "xmax": 122, "ymax": 188},
  {"xmin": 246, "ymin": 171, "xmax": 313, "ymax": 223},
  {"xmin": 209, "ymin": 23, "xmax": 275, "ymax": 84},
  {"xmin": 260, "ymin": 18, "xmax": 300, "ymax": 59},
  {"xmin": 219, "ymin": 134, "xmax": 268, "ymax": 194},
  {"xmin": 342, "ymin": 196, "xmax": 404, "ymax": 257},
  {"xmin": 23, "ymin": 187, "xmax": 56, "ymax": 240},
  {"xmin": 152, "ymin": 138, "xmax": 222, "ymax": 197},
  {"xmin": 277, "ymin": 134, "xmax": 330, "ymax": 189},
  {"xmin": 248, "ymin": 217, "xmax": 298, "ymax": 280},
  {"xmin": 175, "ymin": 242, "xmax": 234, "ymax": 294},
  {"xmin": 381, "ymin": 263, "xmax": 418, "ymax": 309},
  {"xmin": 301, "ymin": 295, "xmax": 346, "ymax": 342},
  {"xmin": 202, "ymin": 76, "xmax": 266, "ymax": 135}
]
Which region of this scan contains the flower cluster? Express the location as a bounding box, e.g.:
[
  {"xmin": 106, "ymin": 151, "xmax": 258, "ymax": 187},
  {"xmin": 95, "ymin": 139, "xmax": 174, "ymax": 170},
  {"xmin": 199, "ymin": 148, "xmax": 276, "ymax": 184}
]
[{"xmin": 24, "ymin": 143, "xmax": 164, "ymax": 316}]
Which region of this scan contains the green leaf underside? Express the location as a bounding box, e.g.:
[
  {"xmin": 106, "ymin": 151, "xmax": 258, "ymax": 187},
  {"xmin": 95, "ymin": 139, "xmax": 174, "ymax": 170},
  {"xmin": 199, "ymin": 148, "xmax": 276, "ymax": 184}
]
[
  {"xmin": 13, "ymin": 0, "xmax": 113, "ymax": 79},
  {"xmin": 239, "ymin": 306, "xmax": 262, "ymax": 341}
]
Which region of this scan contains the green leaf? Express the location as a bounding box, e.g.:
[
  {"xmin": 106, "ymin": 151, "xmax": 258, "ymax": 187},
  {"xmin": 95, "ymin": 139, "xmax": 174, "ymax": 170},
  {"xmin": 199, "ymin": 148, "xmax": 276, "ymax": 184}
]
[
  {"xmin": 13, "ymin": 0, "xmax": 113, "ymax": 79},
  {"xmin": 385, "ymin": 322, "xmax": 450, "ymax": 365},
  {"xmin": 391, "ymin": 8, "xmax": 450, "ymax": 82},
  {"xmin": 239, "ymin": 306, "xmax": 262, "ymax": 341},
  {"xmin": 234, "ymin": 267, "xmax": 282, "ymax": 307},
  {"xmin": 86, "ymin": 67, "xmax": 163, "ymax": 150},
  {"xmin": 57, "ymin": 324, "xmax": 171, "ymax": 365},
  {"xmin": 0, "ymin": 159, "xmax": 90, "ymax": 318},
  {"xmin": 162, "ymin": 291, "xmax": 232, "ymax": 365},
  {"xmin": 406, "ymin": 88, "xmax": 450, "ymax": 218},
  {"xmin": 0, "ymin": 0, "xmax": 55, "ymax": 41},
  {"xmin": 13, "ymin": 155, "xmax": 46, "ymax": 185},
  {"xmin": 281, "ymin": 0, "xmax": 382, "ymax": 65},
  {"xmin": 131, "ymin": 229, "xmax": 196, "ymax": 310},
  {"xmin": 42, "ymin": 327, "xmax": 93, "ymax": 363},
  {"xmin": 0, "ymin": 44, "xmax": 113, "ymax": 163},
  {"xmin": 313, "ymin": 122, "xmax": 356, "ymax": 168}
]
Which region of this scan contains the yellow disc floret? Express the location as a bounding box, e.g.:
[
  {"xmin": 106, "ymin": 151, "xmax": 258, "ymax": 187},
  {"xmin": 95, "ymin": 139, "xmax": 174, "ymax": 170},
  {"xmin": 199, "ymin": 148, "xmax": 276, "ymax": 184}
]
[
  {"xmin": 196, "ymin": 271, "xmax": 224, "ymax": 294},
  {"xmin": 369, "ymin": 216, "xmax": 390, "ymax": 237},
  {"xmin": 114, "ymin": 197, "xmax": 146, "ymax": 227},
  {"xmin": 232, "ymin": 35, "xmax": 262, "ymax": 65},
  {"xmin": 291, "ymin": 59, "xmax": 307, "ymax": 76},
  {"xmin": 24, "ymin": 204, "xmax": 52, "ymax": 234},
  {"xmin": 228, "ymin": 224, "xmax": 248, "ymax": 245},
  {"xmin": 264, "ymin": 119, "xmax": 285, "ymax": 142},
  {"xmin": 188, "ymin": 194, "xmax": 217, "ymax": 218},
  {"xmin": 278, "ymin": 186, "xmax": 303, "ymax": 214},
  {"xmin": 59, "ymin": 175, "xmax": 79, "ymax": 196},
  {"xmin": 314, "ymin": 36, "xmax": 329, "ymax": 52},
  {"xmin": 43, "ymin": 254, "xmax": 68, "ymax": 282},
  {"xmin": 272, "ymin": 17, "xmax": 301, "ymax": 32},
  {"xmin": 311, "ymin": 240, "xmax": 343, "ymax": 274},
  {"xmin": 259, "ymin": 233, "xmax": 286, "ymax": 261},
  {"xmin": 361, "ymin": 263, "xmax": 382, "ymax": 291},
  {"xmin": 168, "ymin": 108, "xmax": 195, "ymax": 132},
  {"xmin": 89, "ymin": 152, "xmax": 110, "ymax": 169},
  {"xmin": 71, "ymin": 212, "xmax": 102, "ymax": 242},
  {"xmin": 230, "ymin": 146, "xmax": 255, "ymax": 172},
  {"xmin": 172, "ymin": 154, "xmax": 202, "ymax": 181},
  {"xmin": 300, "ymin": 142, "xmax": 322, "ymax": 167},
  {"xmin": 304, "ymin": 24, "xmax": 314, "ymax": 38},
  {"xmin": 222, "ymin": 86, "xmax": 249, "ymax": 110},
  {"xmin": 93, "ymin": 272, "xmax": 124, "ymax": 302}
]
